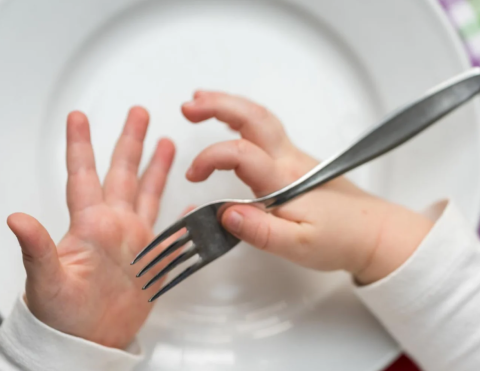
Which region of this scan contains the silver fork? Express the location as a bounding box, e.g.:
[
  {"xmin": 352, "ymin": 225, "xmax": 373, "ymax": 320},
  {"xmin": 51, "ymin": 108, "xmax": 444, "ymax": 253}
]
[{"xmin": 132, "ymin": 68, "xmax": 480, "ymax": 302}]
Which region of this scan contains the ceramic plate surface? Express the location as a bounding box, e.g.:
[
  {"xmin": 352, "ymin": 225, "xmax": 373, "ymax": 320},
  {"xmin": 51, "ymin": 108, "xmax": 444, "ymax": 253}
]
[{"xmin": 0, "ymin": 0, "xmax": 479, "ymax": 370}]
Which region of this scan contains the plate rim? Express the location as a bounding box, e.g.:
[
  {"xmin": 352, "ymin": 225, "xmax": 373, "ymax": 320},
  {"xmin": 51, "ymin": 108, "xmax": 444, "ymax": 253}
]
[{"xmin": 424, "ymin": 0, "xmax": 480, "ymax": 227}]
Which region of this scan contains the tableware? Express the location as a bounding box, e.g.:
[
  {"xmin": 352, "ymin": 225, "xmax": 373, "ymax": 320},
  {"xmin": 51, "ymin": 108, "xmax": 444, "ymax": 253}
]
[
  {"xmin": 134, "ymin": 68, "xmax": 480, "ymax": 302},
  {"xmin": 0, "ymin": 0, "xmax": 478, "ymax": 370}
]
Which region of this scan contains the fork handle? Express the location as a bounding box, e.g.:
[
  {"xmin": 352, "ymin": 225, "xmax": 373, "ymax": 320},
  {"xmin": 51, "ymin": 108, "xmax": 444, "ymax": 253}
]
[{"xmin": 259, "ymin": 68, "xmax": 480, "ymax": 208}]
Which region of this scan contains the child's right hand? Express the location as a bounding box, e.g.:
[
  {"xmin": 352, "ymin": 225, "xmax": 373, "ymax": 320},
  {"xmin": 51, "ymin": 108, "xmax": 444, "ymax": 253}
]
[{"xmin": 183, "ymin": 91, "xmax": 434, "ymax": 285}]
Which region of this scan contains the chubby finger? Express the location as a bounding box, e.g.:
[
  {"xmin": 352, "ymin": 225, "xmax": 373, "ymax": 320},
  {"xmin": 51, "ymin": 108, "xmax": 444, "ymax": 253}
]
[
  {"xmin": 7, "ymin": 213, "xmax": 63, "ymax": 299},
  {"xmin": 66, "ymin": 112, "xmax": 103, "ymax": 214},
  {"xmin": 136, "ymin": 138, "xmax": 175, "ymax": 226},
  {"xmin": 186, "ymin": 139, "xmax": 286, "ymax": 196},
  {"xmin": 182, "ymin": 91, "xmax": 292, "ymax": 157},
  {"xmin": 221, "ymin": 205, "xmax": 309, "ymax": 264},
  {"xmin": 104, "ymin": 107, "xmax": 150, "ymax": 209}
]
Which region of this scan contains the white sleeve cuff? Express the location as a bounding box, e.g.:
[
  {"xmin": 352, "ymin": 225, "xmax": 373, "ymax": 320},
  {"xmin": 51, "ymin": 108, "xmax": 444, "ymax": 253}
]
[
  {"xmin": 0, "ymin": 296, "xmax": 144, "ymax": 371},
  {"xmin": 355, "ymin": 200, "xmax": 480, "ymax": 371}
]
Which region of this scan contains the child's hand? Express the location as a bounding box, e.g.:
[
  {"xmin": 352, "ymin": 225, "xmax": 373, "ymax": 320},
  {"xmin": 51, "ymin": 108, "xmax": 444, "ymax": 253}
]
[
  {"xmin": 183, "ymin": 92, "xmax": 433, "ymax": 285},
  {"xmin": 7, "ymin": 108, "xmax": 176, "ymax": 349}
]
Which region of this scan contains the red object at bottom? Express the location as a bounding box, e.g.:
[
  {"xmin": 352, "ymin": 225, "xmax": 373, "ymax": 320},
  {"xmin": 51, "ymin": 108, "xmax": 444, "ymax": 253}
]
[{"xmin": 385, "ymin": 355, "xmax": 420, "ymax": 371}]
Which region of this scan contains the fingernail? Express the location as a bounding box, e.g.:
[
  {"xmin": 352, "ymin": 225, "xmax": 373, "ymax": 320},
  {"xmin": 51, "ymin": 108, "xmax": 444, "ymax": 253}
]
[
  {"xmin": 225, "ymin": 211, "xmax": 243, "ymax": 233},
  {"xmin": 183, "ymin": 101, "xmax": 196, "ymax": 108},
  {"xmin": 186, "ymin": 167, "xmax": 194, "ymax": 178}
]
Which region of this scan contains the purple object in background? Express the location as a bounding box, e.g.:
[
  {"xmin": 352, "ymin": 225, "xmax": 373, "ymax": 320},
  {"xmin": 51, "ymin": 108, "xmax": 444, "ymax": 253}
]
[{"xmin": 439, "ymin": 0, "xmax": 480, "ymax": 66}]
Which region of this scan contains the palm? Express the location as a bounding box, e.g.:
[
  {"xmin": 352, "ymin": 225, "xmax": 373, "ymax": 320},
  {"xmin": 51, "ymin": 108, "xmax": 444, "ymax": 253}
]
[
  {"xmin": 58, "ymin": 205, "xmax": 153, "ymax": 341},
  {"xmin": 9, "ymin": 108, "xmax": 175, "ymax": 349}
]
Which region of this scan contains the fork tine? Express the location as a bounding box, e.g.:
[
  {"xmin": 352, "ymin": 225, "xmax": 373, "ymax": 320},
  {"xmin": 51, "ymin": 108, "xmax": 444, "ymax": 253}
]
[
  {"xmin": 142, "ymin": 245, "xmax": 198, "ymax": 290},
  {"xmin": 136, "ymin": 232, "xmax": 191, "ymax": 277},
  {"xmin": 148, "ymin": 260, "xmax": 206, "ymax": 302},
  {"xmin": 131, "ymin": 218, "xmax": 186, "ymax": 265}
]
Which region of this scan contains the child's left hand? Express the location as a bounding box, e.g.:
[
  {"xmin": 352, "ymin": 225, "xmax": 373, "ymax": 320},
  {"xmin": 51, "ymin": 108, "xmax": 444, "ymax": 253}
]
[{"xmin": 7, "ymin": 108, "xmax": 175, "ymax": 349}]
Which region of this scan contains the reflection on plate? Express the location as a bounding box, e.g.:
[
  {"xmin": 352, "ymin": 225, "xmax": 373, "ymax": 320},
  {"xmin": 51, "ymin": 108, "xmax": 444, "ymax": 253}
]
[{"xmin": 0, "ymin": 0, "xmax": 478, "ymax": 370}]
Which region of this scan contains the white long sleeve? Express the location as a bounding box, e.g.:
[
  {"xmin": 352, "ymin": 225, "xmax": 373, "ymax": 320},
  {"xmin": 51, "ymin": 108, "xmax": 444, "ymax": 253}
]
[
  {"xmin": 356, "ymin": 200, "xmax": 480, "ymax": 371},
  {"xmin": 0, "ymin": 297, "xmax": 144, "ymax": 371}
]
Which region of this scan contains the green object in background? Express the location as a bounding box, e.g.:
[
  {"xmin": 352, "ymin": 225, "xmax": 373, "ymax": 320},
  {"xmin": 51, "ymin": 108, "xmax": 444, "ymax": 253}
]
[{"xmin": 441, "ymin": 0, "xmax": 480, "ymax": 65}]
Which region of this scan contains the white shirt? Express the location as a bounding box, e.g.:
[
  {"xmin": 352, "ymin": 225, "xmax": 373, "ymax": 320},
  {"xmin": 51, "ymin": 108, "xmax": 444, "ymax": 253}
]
[
  {"xmin": 356, "ymin": 200, "xmax": 480, "ymax": 371},
  {"xmin": 0, "ymin": 201, "xmax": 479, "ymax": 371}
]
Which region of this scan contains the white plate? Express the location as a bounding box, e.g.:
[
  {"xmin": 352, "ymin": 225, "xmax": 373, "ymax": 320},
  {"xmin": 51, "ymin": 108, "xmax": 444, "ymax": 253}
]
[{"xmin": 0, "ymin": 0, "xmax": 479, "ymax": 370}]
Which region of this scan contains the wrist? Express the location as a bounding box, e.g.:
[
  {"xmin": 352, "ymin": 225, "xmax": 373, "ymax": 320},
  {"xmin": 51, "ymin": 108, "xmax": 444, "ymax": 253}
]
[
  {"xmin": 354, "ymin": 202, "xmax": 433, "ymax": 285},
  {"xmin": 5, "ymin": 296, "xmax": 143, "ymax": 371},
  {"xmin": 23, "ymin": 293, "xmax": 137, "ymax": 350}
]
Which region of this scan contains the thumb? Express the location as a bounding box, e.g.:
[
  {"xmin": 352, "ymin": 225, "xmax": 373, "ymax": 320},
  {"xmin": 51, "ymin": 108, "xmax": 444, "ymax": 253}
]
[
  {"xmin": 221, "ymin": 205, "xmax": 305, "ymax": 261},
  {"xmin": 7, "ymin": 213, "xmax": 62, "ymax": 295}
]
